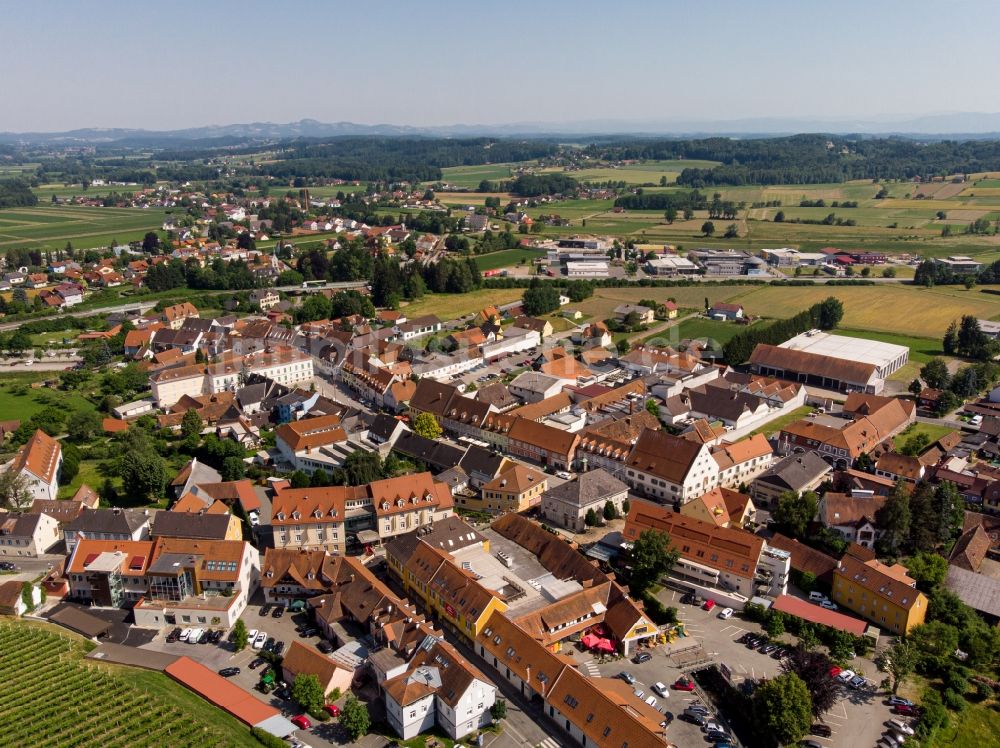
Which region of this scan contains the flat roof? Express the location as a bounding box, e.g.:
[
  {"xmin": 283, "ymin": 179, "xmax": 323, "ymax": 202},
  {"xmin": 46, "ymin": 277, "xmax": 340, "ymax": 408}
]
[
  {"xmin": 771, "ymin": 594, "xmax": 868, "ymax": 636},
  {"xmin": 780, "ymin": 331, "xmax": 908, "ymax": 369}
]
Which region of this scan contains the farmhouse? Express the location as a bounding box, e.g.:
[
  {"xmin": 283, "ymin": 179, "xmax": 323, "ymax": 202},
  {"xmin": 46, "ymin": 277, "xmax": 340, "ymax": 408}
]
[{"xmin": 4, "ymin": 429, "xmax": 62, "ymax": 502}]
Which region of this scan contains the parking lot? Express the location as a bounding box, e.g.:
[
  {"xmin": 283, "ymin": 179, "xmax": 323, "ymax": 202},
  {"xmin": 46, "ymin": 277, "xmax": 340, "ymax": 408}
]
[{"xmin": 576, "ymin": 590, "xmax": 902, "ymax": 748}]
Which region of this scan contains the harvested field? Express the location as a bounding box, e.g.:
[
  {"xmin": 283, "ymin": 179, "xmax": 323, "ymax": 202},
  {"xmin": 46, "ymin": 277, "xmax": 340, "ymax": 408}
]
[{"xmin": 933, "ymin": 182, "xmax": 967, "ymax": 199}]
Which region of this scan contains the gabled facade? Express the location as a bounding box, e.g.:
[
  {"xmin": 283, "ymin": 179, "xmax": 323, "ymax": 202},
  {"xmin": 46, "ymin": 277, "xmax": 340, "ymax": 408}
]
[{"xmin": 5, "ymin": 430, "xmax": 62, "ymax": 503}]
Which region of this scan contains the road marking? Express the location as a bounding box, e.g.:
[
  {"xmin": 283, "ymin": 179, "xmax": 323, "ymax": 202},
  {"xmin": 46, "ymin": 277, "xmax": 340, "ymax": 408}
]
[
  {"xmin": 538, "ymin": 738, "xmax": 560, "ymax": 748},
  {"xmin": 737, "ymin": 664, "xmax": 748, "ymax": 673},
  {"xmin": 581, "ymin": 660, "xmax": 601, "ymax": 678}
]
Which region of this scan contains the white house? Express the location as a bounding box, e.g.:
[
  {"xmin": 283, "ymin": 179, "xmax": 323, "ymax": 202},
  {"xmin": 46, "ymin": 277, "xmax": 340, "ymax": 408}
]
[
  {"xmin": 383, "ymin": 639, "xmax": 495, "ymax": 741},
  {"xmin": 5, "ymin": 430, "xmax": 62, "ymax": 503},
  {"xmin": 623, "ymin": 429, "xmax": 721, "ymax": 504},
  {"xmin": 0, "ymin": 512, "xmax": 61, "ymax": 558}
]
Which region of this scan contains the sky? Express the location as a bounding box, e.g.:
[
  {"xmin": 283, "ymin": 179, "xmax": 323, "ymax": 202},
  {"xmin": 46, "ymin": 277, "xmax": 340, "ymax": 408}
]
[{"xmin": 3, "ymin": 0, "xmax": 998, "ymax": 132}]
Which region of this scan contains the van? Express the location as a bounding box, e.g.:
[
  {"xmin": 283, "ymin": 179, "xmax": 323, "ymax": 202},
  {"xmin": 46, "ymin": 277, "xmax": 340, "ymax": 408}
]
[
  {"xmin": 808, "ymin": 591, "xmax": 828, "ymax": 602},
  {"xmin": 188, "ymin": 628, "xmax": 204, "ymax": 644},
  {"xmin": 970, "ymin": 414, "xmax": 983, "ymax": 427}
]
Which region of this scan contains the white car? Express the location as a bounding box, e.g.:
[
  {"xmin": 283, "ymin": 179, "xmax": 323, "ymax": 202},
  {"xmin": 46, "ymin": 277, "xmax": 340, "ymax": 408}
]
[
  {"xmin": 179, "ymin": 628, "xmax": 192, "ymax": 642},
  {"xmin": 247, "ymin": 628, "xmax": 259, "ymax": 642},
  {"xmin": 645, "ymin": 695, "xmax": 658, "ymax": 708},
  {"xmin": 187, "ymin": 628, "xmax": 204, "ymax": 643},
  {"xmin": 888, "ymin": 719, "xmax": 914, "ymax": 736},
  {"xmin": 717, "ymin": 607, "xmax": 734, "ymax": 620},
  {"xmin": 248, "ymin": 511, "xmax": 260, "ymax": 527},
  {"xmin": 808, "ymin": 591, "xmax": 828, "ymax": 603},
  {"xmin": 651, "ymin": 682, "xmax": 668, "ymax": 698},
  {"xmin": 556, "ymin": 471, "xmax": 573, "ymax": 480},
  {"xmin": 836, "ymin": 669, "xmax": 855, "ymax": 683},
  {"xmin": 820, "ymin": 600, "xmax": 839, "ymax": 611},
  {"xmin": 253, "ymin": 630, "xmax": 268, "ymax": 649}
]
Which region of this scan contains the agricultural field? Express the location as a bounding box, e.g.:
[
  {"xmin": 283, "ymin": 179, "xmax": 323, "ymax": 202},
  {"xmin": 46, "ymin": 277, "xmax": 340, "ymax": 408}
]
[
  {"xmin": 0, "ymin": 204, "xmax": 171, "ymax": 251},
  {"xmin": 659, "ymin": 316, "xmax": 747, "ymax": 347},
  {"xmin": 0, "ymin": 622, "xmax": 254, "ymax": 747},
  {"xmin": 570, "ymin": 286, "xmax": 737, "ymax": 323},
  {"xmin": 437, "ymin": 163, "xmax": 532, "ymax": 189},
  {"xmin": 399, "ymin": 287, "xmax": 524, "ymax": 321},
  {"xmin": 543, "ymin": 159, "xmax": 723, "ymax": 185},
  {"xmin": 475, "ymin": 247, "xmax": 547, "ymax": 271}
]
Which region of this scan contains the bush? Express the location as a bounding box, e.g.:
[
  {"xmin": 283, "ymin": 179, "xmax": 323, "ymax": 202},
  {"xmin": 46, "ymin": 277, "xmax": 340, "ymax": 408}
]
[
  {"xmin": 641, "ymin": 592, "xmax": 678, "ymax": 625},
  {"xmin": 941, "ymin": 688, "xmax": 967, "ymax": 712},
  {"xmin": 251, "ymin": 727, "xmax": 288, "ymax": 748}
]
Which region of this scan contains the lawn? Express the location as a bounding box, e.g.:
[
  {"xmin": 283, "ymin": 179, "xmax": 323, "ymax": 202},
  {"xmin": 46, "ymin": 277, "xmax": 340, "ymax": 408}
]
[
  {"xmin": 572, "ymin": 286, "xmax": 744, "ymax": 323},
  {"xmin": 543, "ymin": 159, "xmax": 723, "ymax": 186},
  {"xmin": 745, "ymin": 406, "xmax": 814, "ymax": 438},
  {"xmin": 0, "ymin": 621, "xmax": 255, "ymax": 747},
  {"xmin": 665, "ymin": 317, "xmax": 747, "ymax": 347},
  {"xmin": 894, "ymin": 421, "xmax": 957, "ymax": 449},
  {"xmin": 437, "ymin": 162, "xmax": 530, "ymax": 189},
  {"xmin": 0, "ymin": 376, "xmax": 98, "ymax": 423},
  {"xmin": 399, "ymin": 288, "xmax": 524, "ymax": 321},
  {"xmin": 927, "ymin": 699, "xmax": 1000, "ymax": 748}
]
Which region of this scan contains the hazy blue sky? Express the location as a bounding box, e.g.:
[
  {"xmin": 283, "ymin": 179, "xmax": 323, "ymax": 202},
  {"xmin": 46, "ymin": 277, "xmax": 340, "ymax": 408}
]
[{"xmin": 3, "ymin": 0, "xmax": 997, "ymax": 131}]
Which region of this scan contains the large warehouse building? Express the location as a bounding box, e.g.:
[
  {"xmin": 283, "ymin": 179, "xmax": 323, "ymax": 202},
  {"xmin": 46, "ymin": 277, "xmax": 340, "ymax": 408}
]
[{"xmin": 749, "ymin": 331, "xmax": 908, "ymax": 394}]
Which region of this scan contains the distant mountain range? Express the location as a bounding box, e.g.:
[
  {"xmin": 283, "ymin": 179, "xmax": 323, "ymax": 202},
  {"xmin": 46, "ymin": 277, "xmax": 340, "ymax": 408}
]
[{"xmin": 4, "ymin": 113, "xmax": 1000, "ymax": 145}]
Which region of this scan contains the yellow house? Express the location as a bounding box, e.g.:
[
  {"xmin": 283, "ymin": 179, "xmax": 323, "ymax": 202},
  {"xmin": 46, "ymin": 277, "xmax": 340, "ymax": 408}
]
[
  {"xmin": 831, "ymin": 553, "xmax": 927, "ymax": 634},
  {"xmin": 473, "ymin": 464, "xmax": 548, "ymax": 514},
  {"xmin": 385, "ymin": 523, "xmax": 506, "ymax": 642}
]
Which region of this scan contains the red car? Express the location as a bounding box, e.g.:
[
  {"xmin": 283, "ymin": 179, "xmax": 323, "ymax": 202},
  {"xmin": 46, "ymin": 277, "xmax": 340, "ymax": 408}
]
[
  {"xmin": 893, "ymin": 704, "xmax": 919, "ymax": 717},
  {"xmin": 828, "ymin": 666, "xmax": 842, "ymax": 678},
  {"xmin": 672, "ymin": 678, "xmax": 696, "ymax": 692},
  {"xmin": 323, "ymin": 704, "xmax": 341, "ymax": 718},
  {"xmin": 291, "ymin": 715, "xmax": 312, "ymax": 730},
  {"xmin": 702, "ymin": 599, "xmax": 715, "ymax": 611}
]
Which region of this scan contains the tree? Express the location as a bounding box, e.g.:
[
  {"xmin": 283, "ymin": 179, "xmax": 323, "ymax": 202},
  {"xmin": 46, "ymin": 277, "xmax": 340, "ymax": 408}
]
[
  {"xmin": 723, "ymin": 223, "xmax": 739, "ymax": 238},
  {"xmin": 920, "ymin": 358, "xmax": 950, "ymax": 390},
  {"xmin": 67, "ymin": 410, "xmax": 102, "ymax": 443},
  {"xmin": 340, "ymin": 450, "xmax": 383, "ymax": 486},
  {"xmin": 180, "ymin": 409, "xmax": 203, "ymax": 449},
  {"xmin": 664, "ymin": 206, "xmax": 678, "ymax": 223},
  {"xmin": 645, "ymin": 398, "xmax": 660, "ymax": 418},
  {"xmin": 521, "ymin": 286, "xmax": 561, "ymax": 316},
  {"xmin": 61, "ymin": 443, "xmax": 80, "ymax": 483},
  {"xmin": 291, "ymin": 674, "xmax": 325, "ymax": 714},
  {"xmin": 339, "ymin": 696, "xmax": 371, "ymax": 741},
  {"xmin": 141, "ymin": 231, "xmax": 160, "ymax": 253},
  {"xmin": 853, "ymin": 452, "xmax": 874, "ymax": 473},
  {"xmin": 0, "ymin": 470, "xmax": 33, "ymax": 511},
  {"xmin": 876, "ymin": 481, "xmax": 911, "ymax": 557},
  {"xmin": 781, "ymin": 648, "xmax": 840, "ymax": 717},
  {"xmin": 908, "ymin": 621, "xmax": 960, "ymax": 673},
  {"xmin": 490, "ymin": 700, "xmax": 507, "ymax": 721},
  {"xmin": 628, "ymin": 529, "xmax": 679, "ymax": 594},
  {"xmin": 905, "ymin": 551, "xmax": 948, "ymax": 590},
  {"xmin": 118, "ymin": 448, "xmax": 167, "ymax": 500},
  {"xmin": 701, "ymin": 221, "xmax": 715, "ymax": 236},
  {"xmin": 616, "ymin": 338, "xmax": 631, "ymax": 355},
  {"xmin": 585, "ymin": 508, "xmax": 599, "ymax": 527},
  {"xmin": 221, "ymin": 456, "xmax": 246, "ymax": 482},
  {"xmin": 622, "ymin": 499, "xmax": 630, "ymax": 516},
  {"xmin": 943, "ymin": 320, "xmax": 958, "ymax": 356},
  {"xmin": 603, "ymin": 500, "xmax": 617, "ymax": 521},
  {"xmin": 875, "ymin": 639, "xmax": 915, "ymax": 694},
  {"xmin": 763, "ymin": 611, "xmax": 786, "ymax": 637},
  {"xmin": 310, "ymin": 469, "xmax": 331, "ymax": 487},
  {"xmin": 773, "ymin": 490, "xmax": 818, "ymax": 539},
  {"xmin": 908, "ymin": 379, "xmax": 923, "ymax": 397},
  {"xmin": 233, "ymin": 619, "xmax": 249, "ymax": 651},
  {"xmin": 814, "ymin": 297, "xmax": 844, "ymax": 330},
  {"xmin": 933, "ymin": 481, "xmax": 964, "ymax": 543},
  {"xmin": 412, "ymin": 412, "xmax": 443, "ymax": 440},
  {"xmin": 956, "ymin": 315, "xmax": 991, "ymax": 360},
  {"xmin": 289, "ymin": 470, "xmax": 310, "ymax": 489},
  {"xmin": 774, "ymin": 210, "xmax": 786, "ymax": 222},
  {"xmin": 752, "ymin": 672, "xmax": 812, "ymax": 747}
]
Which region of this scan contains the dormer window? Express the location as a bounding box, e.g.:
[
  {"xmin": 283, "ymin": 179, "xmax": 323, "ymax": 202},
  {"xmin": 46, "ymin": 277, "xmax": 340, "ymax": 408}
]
[
  {"xmin": 313, "ymin": 510, "xmax": 322, "ymax": 518},
  {"xmin": 292, "ymin": 511, "xmax": 301, "ymax": 520},
  {"xmin": 396, "ymin": 499, "xmax": 404, "ymax": 508},
  {"xmin": 329, "ymin": 509, "xmax": 338, "ymax": 517},
  {"xmin": 424, "ymin": 492, "xmax": 433, "ymax": 501},
  {"xmin": 276, "ymin": 512, "xmax": 285, "ymax": 521},
  {"xmin": 382, "ymin": 502, "xmax": 389, "ymax": 510}
]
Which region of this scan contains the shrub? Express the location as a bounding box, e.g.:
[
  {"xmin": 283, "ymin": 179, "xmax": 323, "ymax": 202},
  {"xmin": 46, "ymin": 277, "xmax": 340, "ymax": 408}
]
[
  {"xmin": 941, "ymin": 688, "xmax": 967, "ymax": 712},
  {"xmin": 251, "ymin": 727, "xmax": 288, "ymax": 748}
]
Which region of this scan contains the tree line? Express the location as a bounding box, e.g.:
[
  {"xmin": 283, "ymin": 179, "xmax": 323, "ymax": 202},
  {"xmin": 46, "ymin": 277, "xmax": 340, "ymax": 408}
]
[{"xmin": 721, "ymin": 297, "xmax": 844, "ymax": 364}]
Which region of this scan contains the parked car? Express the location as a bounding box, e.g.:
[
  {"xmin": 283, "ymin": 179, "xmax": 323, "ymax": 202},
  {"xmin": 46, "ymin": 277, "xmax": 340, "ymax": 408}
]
[
  {"xmin": 249, "ymin": 658, "xmax": 266, "ymax": 670},
  {"xmin": 808, "ymin": 591, "xmax": 828, "ymax": 602},
  {"xmin": 836, "ymin": 669, "xmax": 856, "ymax": 683},
  {"xmin": 888, "ymin": 719, "xmax": 914, "ymax": 736},
  {"xmin": 218, "ymin": 667, "xmax": 241, "ymax": 677},
  {"xmin": 706, "ymin": 730, "xmax": 730, "ymax": 742},
  {"xmin": 316, "ymin": 640, "xmax": 334, "ymax": 654},
  {"xmin": 632, "ymin": 689, "xmax": 645, "ymax": 700},
  {"xmin": 761, "ymin": 644, "xmax": 778, "ymax": 655},
  {"xmin": 849, "ymin": 675, "xmax": 867, "ymax": 690},
  {"xmin": 248, "ymin": 628, "xmax": 259, "ymax": 642},
  {"xmin": 652, "ymin": 682, "xmax": 669, "ymax": 698},
  {"xmin": 0, "ymin": 561, "xmax": 17, "ymax": 571},
  {"xmin": 271, "ymin": 605, "xmax": 285, "ymax": 618},
  {"xmin": 633, "ymin": 651, "xmax": 652, "ymax": 664},
  {"xmin": 290, "ymin": 715, "xmax": 312, "ymax": 730},
  {"xmin": 887, "ymin": 696, "xmax": 915, "ymax": 707},
  {"xmin": 681, "ymin": 711, "xmax": 706, "ymax": 726},
  {"xmin": 323, "ymin": 704, "xmax": 341, "ymax": 718},
  {"xmin": 619, "ymin": 672, "xmax": 637, "ymax": 685},
  {"xmin": 800, "ymin": 741, "xmax": 823, "ymax": 748},
  {"xmin": 188, "ymin": 628, "xmax": 205, "ymax": 643},
  {"xmin": 702, "ymin": 599, "xmax": 716, "ymax": 611},
  {"xmin": 259, "ymin": 604, "xmax": 272, "ymax": 616},
  {"xmin": 273, "ymin": 641, "xmax": 285, "ymax": 656},
  {"xmin": 673, "ymin": 677, "xmax": 695, "ymax": 692},
  {"xmin": 771, "ymin": 647, "xmax": 789, "ymax": 659},
  {"xmin": 810, "ymin": 724, "xmax": 832, "ymax": 737},
  {"xmin": 299, "ymin": 627, "xmax": 317, "ymax": 638},
  {"xmin": 684, "ymin": 703, "xmax": 710, "ymax": 715},
  {"xmin": 253, "ymin": 631, "xmax": 268, "ymax": 649},
  {"xmin": 179, "ymin": 628, "xmax": 192, "ymax": 643},
  {"xmin": 736, "ymin": 632, "xmax": 752, "ymax": 644},
  {"xmin": 166, "ymin": 627, "xmax": 182, "ymax": 643},
  {"xmin": 829, "ymin": 666, "xmax": 842, "ymax": 678},
  {"xmin": 820, "ymin": 600, "xmax": 839, "ymax": 611},
  {"xmin": 645, "ymin": 695, "xmax": 657, "ymax": 708},
  {"xmin": 718, "ymin": 607, "xmax": 734, "ymax": 620},
  {"xmin": 892, "ymin": 704, "xmax": 919, "ymax": 717}
]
